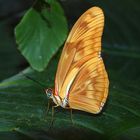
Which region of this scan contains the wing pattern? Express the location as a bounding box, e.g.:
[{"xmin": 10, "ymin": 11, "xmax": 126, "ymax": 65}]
[{"xmin": 55, "ymin": 7, "xmax": 109, "ymax": 113}]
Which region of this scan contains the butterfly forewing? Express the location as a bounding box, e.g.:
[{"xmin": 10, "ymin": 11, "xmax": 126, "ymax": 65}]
[{"xmin": 55, "ymin": 7, "xmax": 109, "ymax": 113}]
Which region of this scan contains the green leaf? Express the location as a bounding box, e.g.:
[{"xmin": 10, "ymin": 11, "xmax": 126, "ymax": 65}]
[{"xmin": 15, "ymin": 0, "xmax": 68, "ymax": 71}]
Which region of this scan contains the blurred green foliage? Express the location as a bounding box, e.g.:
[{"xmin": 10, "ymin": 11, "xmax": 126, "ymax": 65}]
[
  {"xmin": 15, "ymin": 0, "xmax": 68, "ymax": 71},
  {"xmin": 0, "ymin": 0, "xmax": 140, "ymax": 140}
]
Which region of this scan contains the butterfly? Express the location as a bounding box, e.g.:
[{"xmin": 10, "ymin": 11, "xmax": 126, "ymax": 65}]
[{"xmin": 46, "ymin": 7, "xmax": 109, "ymax": 114}]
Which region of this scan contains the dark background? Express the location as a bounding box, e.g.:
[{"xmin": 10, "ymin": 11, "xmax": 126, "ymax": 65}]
[{"xmin": 0, "ymin": 0, "xmax": 33, "ymax": 80}]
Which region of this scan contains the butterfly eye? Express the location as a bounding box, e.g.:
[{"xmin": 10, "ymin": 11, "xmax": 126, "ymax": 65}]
[
  {"xmin": 47, "ymin": 92, "xmax": 52, "ymax": 98},
  {"xmin": 46, "ymin": 88, "xmax": 52, "ymax": 98}
]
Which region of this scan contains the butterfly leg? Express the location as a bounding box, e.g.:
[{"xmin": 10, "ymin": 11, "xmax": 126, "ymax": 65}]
[
  {"xmin": 70, "ymin": 108, "xmax": 74, "ymax": 125},
  {"xmin": 45, "ymin": 99, "xmax": 51, "ymax": 119},
  {"xmin": 65, "ymin": 107, "xmax": 74, "ymax": 125},
  {"xmin": 50, "ymin": 105, "xmax": 59, "ymax": 128}
]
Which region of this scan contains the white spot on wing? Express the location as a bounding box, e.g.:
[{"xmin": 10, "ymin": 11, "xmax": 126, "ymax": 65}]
[
  {"xmin": 99, "ymin": 102, "xmax": 105, "ymax": 111},
  {"xmin": 98, "ymin": 51, "xmax": 102, "ymax": 60}
]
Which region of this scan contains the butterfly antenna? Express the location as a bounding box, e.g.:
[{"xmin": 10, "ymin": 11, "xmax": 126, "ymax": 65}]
[{"xmin": 21, "ymin": 72, "xmax": 46, "ymax": 89}]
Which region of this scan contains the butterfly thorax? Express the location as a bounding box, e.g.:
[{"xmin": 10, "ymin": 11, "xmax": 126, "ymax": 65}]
[{"xmin": 52, "ymin": 95, "xmax": 69, "ymax": 108}]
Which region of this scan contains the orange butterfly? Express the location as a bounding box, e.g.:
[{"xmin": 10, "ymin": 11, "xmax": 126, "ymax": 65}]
[{"xmin": 46, "ymin": 7, "xmax": 109, "ymax": 114}]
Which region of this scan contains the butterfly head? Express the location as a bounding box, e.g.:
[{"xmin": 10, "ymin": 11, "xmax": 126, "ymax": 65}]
[{"xmin": 45, "ymin": 88, "xmax": 53, "ymax": 99}]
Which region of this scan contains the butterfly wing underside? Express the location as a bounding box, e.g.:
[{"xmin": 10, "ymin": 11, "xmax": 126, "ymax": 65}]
[{"xmin": 55, "ymin": 7, "xmax": 109, "ymax": 113}]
